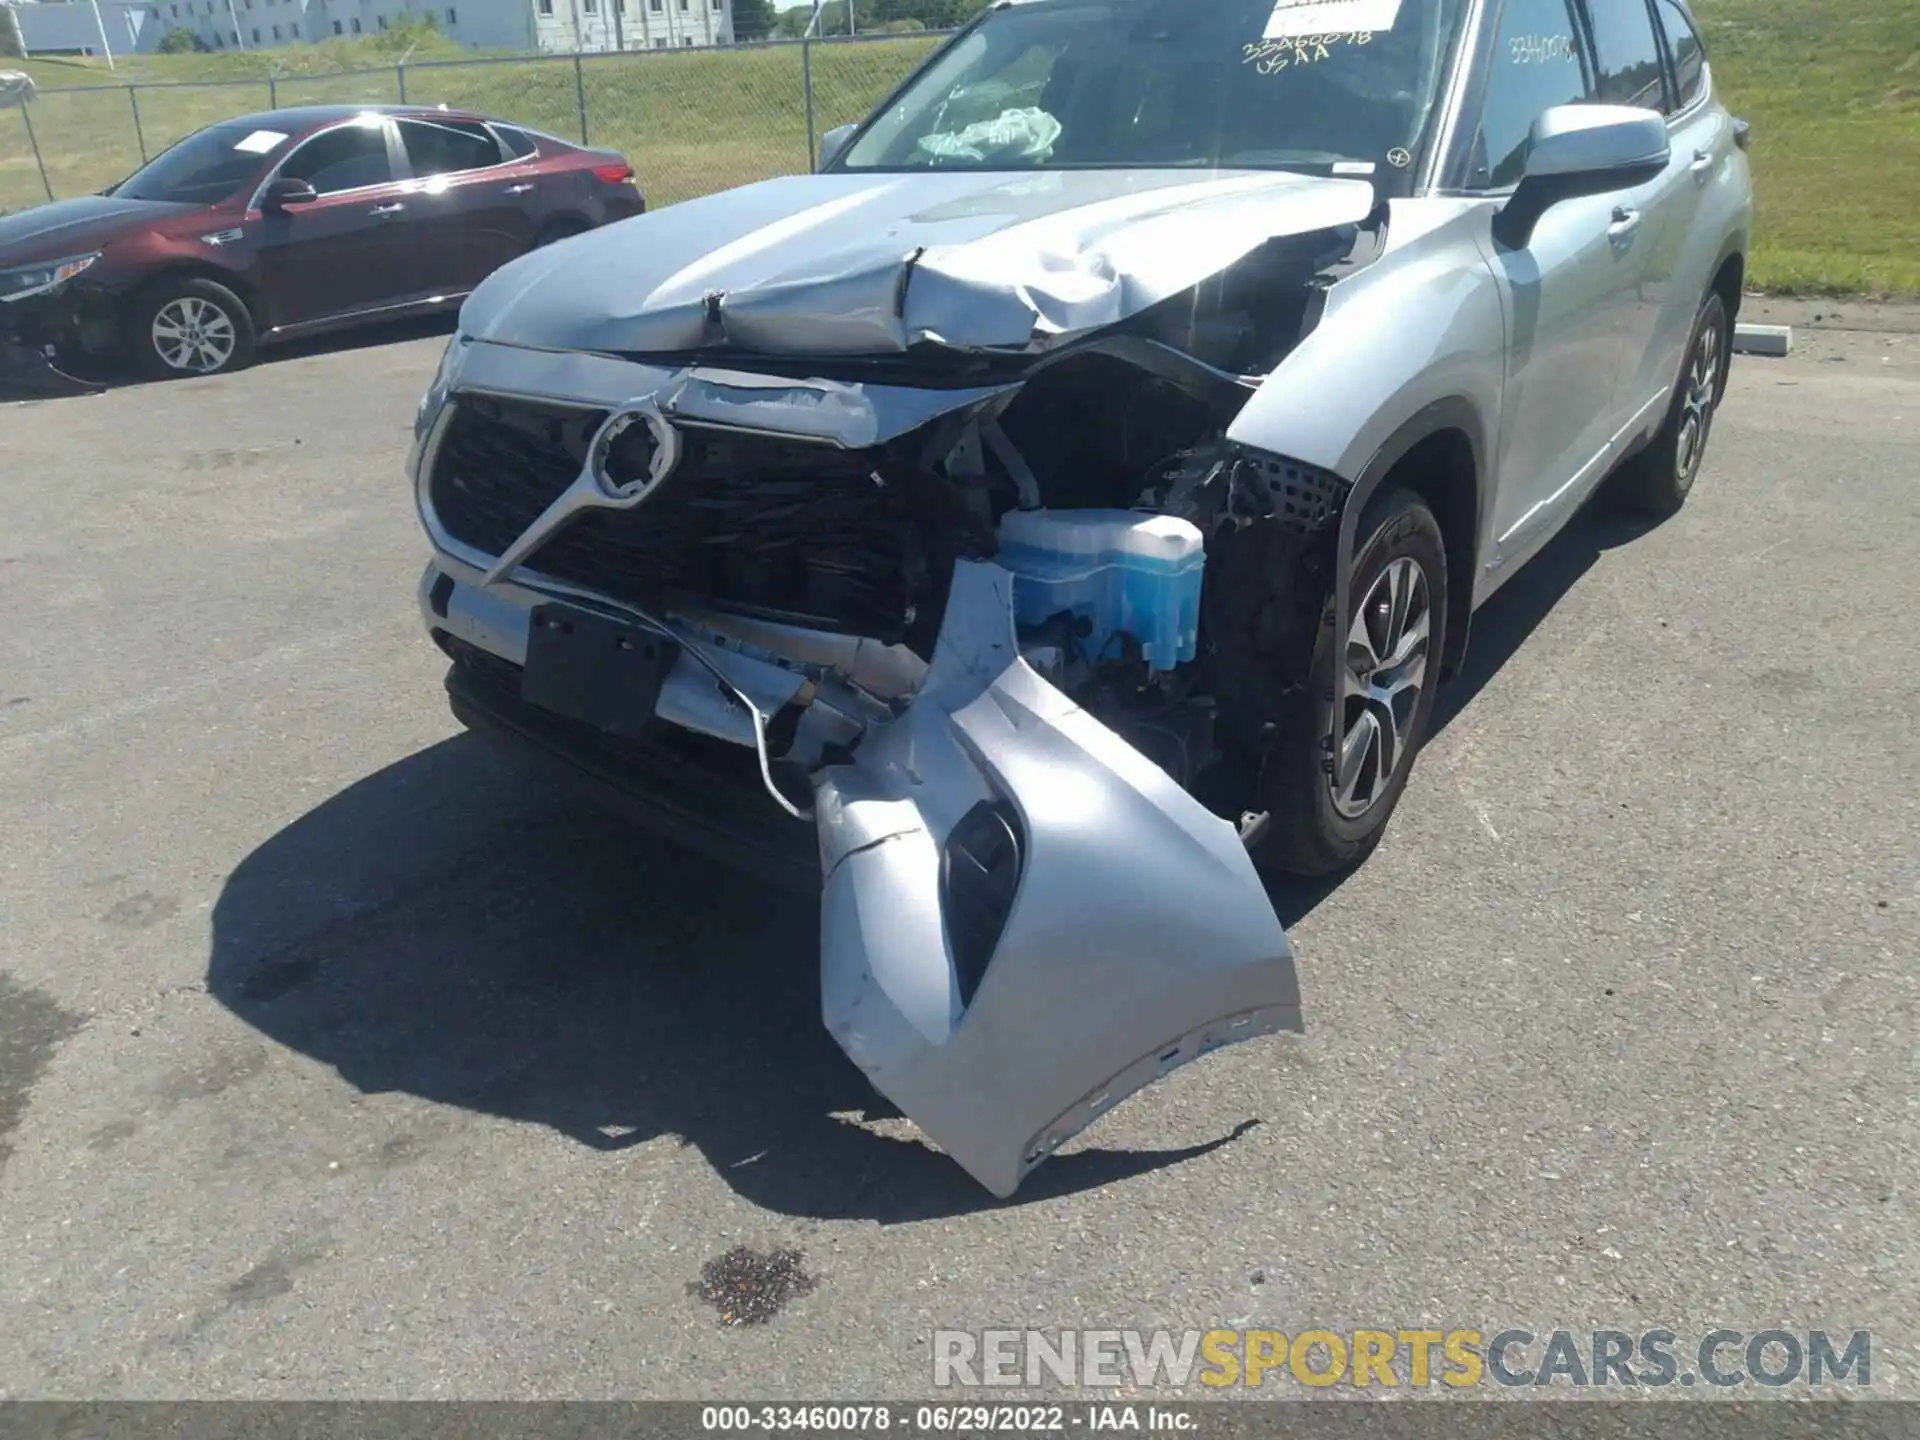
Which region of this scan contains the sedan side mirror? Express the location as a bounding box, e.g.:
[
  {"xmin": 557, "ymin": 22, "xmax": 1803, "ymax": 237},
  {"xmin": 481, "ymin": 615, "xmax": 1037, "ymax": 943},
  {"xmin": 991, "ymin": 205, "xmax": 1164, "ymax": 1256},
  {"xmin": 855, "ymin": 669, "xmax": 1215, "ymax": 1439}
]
[
  {"xmin": 262, "ymin": 176, "xmax": 318, "ymax": 212},
  {"xmin": 817, "ymin": 123, "xmax": 858, "ymax": 172},
  {"xmin": 1494, "ymin": 104, "xmax": 1670, "ymax": 249}
]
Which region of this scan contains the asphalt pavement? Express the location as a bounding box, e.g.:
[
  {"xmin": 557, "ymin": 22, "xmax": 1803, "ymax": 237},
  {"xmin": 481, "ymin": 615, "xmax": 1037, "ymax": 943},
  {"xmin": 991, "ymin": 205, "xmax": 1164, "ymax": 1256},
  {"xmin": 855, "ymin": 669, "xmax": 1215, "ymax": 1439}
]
[{"xmin": 0, "ymin": 321, "xmax": 1914, "ymax": 1399}]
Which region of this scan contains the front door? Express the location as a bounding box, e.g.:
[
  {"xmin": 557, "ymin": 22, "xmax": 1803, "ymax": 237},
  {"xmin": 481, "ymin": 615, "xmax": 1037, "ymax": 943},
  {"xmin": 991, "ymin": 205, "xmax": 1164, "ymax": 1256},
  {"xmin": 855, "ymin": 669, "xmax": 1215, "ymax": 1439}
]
[
  {"xmin": 1470, "ymin": 0, "xmax": 1643, "ymax": 568},
  {"xmin": 394, "ymin": 116, "xmax": 540, "ymax": 300},
  {"xmin": 253, "ymin": 116, "xmax": 413, "ymax": 331}
]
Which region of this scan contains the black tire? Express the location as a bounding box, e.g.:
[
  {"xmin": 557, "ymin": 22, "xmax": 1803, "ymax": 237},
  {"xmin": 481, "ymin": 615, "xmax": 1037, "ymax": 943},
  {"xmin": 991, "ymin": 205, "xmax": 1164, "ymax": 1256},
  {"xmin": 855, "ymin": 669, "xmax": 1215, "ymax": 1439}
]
[
  {"xmin": 1256, "ymin": 488, "xmax": 1449, "ymax": 879},
  {"xmin": 1610, "ymin": 291, "xmax": 1730, "ymax": 516},
  {"xmin": 129, "ymin": 276, "xmax": 256, "ymax": 381},
  {"xmin": 534, "ymin": 218, "xmax": 591, "ymax": 249}
]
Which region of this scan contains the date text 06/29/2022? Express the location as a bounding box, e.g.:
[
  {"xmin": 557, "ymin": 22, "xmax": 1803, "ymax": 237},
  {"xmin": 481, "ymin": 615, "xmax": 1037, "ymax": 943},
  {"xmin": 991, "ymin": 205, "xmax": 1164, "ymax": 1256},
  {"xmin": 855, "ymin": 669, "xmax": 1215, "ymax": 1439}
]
[{"xmin": 701, "ymin": 1406, "xmax": 1195, "ymax": 1434}]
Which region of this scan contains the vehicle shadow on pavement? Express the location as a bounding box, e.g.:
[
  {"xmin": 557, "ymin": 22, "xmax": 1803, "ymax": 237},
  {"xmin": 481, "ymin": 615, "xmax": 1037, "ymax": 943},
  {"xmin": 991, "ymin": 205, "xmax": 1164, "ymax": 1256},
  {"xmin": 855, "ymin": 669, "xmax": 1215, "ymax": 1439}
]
[
  {"xmin": 205, "ymin": 735, "xmax": 1257, "ymax": 1223},
  {"xmin": 205, "ymin": 494, "xmax": 1668, "ymax": 1218},
  {"xmin": 1429, "ymin": 497, "xmax": 1668, "ymax": 735},
  {"xmin": 1262, "ymin": 493, "xmax": 1670, "ymax": 929}
]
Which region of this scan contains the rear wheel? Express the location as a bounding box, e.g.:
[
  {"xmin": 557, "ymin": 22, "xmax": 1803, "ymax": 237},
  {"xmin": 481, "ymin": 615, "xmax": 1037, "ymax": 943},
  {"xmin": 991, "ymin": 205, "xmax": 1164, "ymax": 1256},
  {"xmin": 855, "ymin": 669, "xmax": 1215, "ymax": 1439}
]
[
  {"xmin": 1611, "ymin": 291, "xmax": 1729, "ymax": 516},
  {"xmin": 130, "ymin": 277, "xmax": 256, "ymax": 380},
  {"xmin": 1255, "ymin": 488, "xmax": 1448, "ymax": 878},
  {"xmin": 534, "ymin": 218, "xmax": 590, "ymax": 249}
]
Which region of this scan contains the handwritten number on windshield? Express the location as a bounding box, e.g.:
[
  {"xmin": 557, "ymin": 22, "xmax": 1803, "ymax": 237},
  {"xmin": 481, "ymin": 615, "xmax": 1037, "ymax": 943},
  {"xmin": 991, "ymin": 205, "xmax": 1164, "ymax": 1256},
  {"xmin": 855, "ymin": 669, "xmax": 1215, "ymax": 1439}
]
[
  {"xmin": 1242, "ymin": 32, "xmax": 1375, "ymax": 75},
  {"xmin": 1508, "ymin": 34, "xmax": 1576, "ymax": 64}
]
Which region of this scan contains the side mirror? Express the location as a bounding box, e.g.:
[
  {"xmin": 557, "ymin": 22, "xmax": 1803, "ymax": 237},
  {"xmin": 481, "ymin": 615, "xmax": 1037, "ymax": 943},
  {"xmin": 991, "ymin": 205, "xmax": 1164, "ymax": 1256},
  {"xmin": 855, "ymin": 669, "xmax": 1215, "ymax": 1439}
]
[
  {"xmin": 817, "ymin": 123, "xmax": 858, "ymax": 172},
  {"xmin": 1493, "ymin": 104, "xmax": 1670, "ymax": 249},
  {"xmin": 261, "ymin": 176, "xmax": 318, "ymax": 212}
]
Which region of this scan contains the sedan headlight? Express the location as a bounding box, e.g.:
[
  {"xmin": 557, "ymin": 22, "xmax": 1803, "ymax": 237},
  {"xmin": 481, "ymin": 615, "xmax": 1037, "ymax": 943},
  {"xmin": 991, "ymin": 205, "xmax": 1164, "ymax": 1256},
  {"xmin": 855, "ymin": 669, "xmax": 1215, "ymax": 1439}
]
[{"xmin": 0, "ymin": 252, "xmax": 101, "ymax": 304}]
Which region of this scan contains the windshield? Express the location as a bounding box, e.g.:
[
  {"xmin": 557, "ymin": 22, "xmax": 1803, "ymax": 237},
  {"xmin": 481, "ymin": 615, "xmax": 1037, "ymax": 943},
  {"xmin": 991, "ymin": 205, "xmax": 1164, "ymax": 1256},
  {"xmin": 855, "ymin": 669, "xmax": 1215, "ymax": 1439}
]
[
  {"xmin": 839, "ymin": 0, "xmax": 1470, "ymax": 182},
  {"xmin": 113, "ymin": 122, "xmax": 295, "ymax": 204}
]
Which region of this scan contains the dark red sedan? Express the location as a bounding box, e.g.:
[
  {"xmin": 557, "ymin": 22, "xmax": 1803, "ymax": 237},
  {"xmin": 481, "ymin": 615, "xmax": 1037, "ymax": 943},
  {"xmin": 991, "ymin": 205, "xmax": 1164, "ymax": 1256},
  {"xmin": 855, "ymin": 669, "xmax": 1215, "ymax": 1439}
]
[{"xmin": 0, "ymin": 105, "xmax": 644, "ymax": 380}]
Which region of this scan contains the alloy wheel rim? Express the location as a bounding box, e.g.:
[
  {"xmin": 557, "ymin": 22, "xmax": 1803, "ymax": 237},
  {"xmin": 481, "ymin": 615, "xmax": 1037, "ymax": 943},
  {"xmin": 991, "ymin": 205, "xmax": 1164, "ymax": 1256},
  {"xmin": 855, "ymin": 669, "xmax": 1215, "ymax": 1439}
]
[
  {"xmin": 1675, "ymin": 318, "xmax": 1722, "ymax": 487},
  {"xmin": 1332, "ymin": 556, "xmax": 1432, "ymax": 821},
  {"xmin": 152, "ymin": 297, "xmax": 237, "ymax": 374}
]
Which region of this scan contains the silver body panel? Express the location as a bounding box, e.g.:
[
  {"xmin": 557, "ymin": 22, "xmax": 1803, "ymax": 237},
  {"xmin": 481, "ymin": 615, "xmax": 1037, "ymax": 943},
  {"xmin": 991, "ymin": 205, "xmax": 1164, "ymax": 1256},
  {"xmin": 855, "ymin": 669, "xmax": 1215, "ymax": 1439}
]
[
  {"xmin": 815, "ymin": 563, "xmax": 1299, "ymax": 1199},
  {"xmin": 456, "ymin": 168, "xmax": 1377, "ymax": 357},
  {"xmin": 410, "ymin": 12, "xmax": 1752, "ymax": 1194}
]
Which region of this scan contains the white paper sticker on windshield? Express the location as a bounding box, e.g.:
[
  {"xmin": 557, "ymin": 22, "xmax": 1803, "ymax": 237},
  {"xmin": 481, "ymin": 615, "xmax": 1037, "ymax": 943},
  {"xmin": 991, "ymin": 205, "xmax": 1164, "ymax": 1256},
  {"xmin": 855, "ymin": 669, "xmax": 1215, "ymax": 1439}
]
[
  {"xmin": 232, "ymin": 129, "xmax": 288, "ymax": 155},
  {"xmin": 1332, "ymin": 160, "xmax": 1378, "ymax": 175},
  {"xmin": 1264, "ymin": 0, "xmax": 1401, "ymax": 38}
]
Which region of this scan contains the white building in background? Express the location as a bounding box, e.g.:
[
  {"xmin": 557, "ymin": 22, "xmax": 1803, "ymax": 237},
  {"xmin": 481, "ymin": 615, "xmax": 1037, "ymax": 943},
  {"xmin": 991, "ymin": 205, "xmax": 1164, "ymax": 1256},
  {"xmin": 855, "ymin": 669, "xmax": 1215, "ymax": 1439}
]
[
  {"xmin": 534, "ymin": 0, "xmax": 733, "ymax": 52},
  {"xmin": 15, "ymin": 0, "xmax": 166, "ymax": 55},
  {"xmin": 15, "ymin": 0, "xmax": 731, "ymax": 54}
]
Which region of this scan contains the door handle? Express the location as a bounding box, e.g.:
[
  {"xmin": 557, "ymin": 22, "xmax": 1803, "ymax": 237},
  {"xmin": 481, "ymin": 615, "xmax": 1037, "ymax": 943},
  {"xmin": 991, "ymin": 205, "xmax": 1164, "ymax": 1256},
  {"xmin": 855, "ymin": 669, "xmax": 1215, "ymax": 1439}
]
[
  {"xmin": 370, "ymin": 202, "xmax": 406, "ymax": 217},
  {"xmin": 1691, "ymin": 147, "xmax": 1715, "ymax": 175},
  {"xmin": 504, "ymin": 182, "xmax": 536, "ymax": 195},
  {"xmin": 1608, "ymin": 206, "xmax": 1642, "ymax": 242}
]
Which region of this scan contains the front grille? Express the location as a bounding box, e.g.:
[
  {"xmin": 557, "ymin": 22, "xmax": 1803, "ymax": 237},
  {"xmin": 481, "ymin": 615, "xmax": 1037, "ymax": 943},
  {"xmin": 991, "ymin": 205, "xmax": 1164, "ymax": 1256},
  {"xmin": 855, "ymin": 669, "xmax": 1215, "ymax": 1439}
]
[
  {"xmin": 429, "ymin": 395, "xmax": 602, "ymax": 558},
  {"xmin": 430, "ymin": 393, "xmax": 957, "ymax": 646}
]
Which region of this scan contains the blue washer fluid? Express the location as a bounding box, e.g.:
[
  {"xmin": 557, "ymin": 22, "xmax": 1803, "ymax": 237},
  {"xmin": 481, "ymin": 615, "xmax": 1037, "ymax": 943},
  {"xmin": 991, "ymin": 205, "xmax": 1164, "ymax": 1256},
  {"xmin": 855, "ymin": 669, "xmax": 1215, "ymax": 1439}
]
[{"xmin": 995, "ymin": 509, "xmax": 1207, "ymax": 673}]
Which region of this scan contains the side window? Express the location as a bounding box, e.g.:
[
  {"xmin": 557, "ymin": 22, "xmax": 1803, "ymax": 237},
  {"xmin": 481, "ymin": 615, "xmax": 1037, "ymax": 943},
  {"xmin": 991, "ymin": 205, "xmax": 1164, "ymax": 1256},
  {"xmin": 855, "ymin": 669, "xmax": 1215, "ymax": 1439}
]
[
  {"xmin": 398, "ymin": 118, "xmax": 504, "ymax": 177},
  {"xmin": 1654, "ymin": 0, "xmax": 1707, "ymax": 109},
  {"xmin": 1586, "ymin": 0, "xmax": 1668, "ymax": 111},
  {"xmin": 279, "ymin": 122, "xmax": 394, "ymax": 196},
  {"xmin": 493, "ymin": 125, "xmax": 537, "ymax": 160},
  {"xmin": 1473, "ymin": 0, "xmax": 1593, "ymax": 189}
]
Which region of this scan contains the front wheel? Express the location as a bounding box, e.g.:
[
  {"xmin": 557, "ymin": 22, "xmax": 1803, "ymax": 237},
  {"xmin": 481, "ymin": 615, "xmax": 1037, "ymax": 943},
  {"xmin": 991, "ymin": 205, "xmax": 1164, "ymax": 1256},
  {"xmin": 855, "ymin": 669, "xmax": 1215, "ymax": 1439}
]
[
  {"xmin": 1255, "ymin": 488, "xmax": 1449, "ymax": 879},
  {"xmin": 130, "ymin": 277, "xmax": 256, "ymax": 380}
]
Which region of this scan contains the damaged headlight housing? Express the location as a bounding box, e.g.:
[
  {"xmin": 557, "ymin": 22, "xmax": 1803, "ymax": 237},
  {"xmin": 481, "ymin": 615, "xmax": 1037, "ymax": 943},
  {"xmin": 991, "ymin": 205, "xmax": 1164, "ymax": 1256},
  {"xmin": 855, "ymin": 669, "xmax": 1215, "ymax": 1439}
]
[
  {"xmin": 410, "ymin": 332, "xmax": 471, "ymax": 480},
  {"xmin": 418, "ymin": 332, "xmax": 470, "ymax": 424},
  {"xmin": 0, "ymin": 252, "xmax": 100, "ymax": 304}
]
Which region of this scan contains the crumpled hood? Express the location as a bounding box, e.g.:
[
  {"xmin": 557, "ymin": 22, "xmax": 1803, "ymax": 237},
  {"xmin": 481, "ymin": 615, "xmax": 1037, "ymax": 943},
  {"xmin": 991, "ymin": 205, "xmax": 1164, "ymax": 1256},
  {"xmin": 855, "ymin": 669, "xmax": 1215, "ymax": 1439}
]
[
  {"xmin": 460, "ymin": 168, "xmax": 1376, "ymax": 357},
  {"xmin": 0, "ymin": 195, "xmax": 191, "ymax": 264}
]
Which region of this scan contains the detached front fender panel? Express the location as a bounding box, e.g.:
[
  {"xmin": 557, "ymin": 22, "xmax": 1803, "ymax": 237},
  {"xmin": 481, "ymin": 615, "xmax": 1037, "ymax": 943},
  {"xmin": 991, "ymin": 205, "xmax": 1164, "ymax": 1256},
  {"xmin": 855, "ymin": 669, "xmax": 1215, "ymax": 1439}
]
[{"xmin": 816, "ymin": 562, "xmax": 1302, "ymax": 1199}]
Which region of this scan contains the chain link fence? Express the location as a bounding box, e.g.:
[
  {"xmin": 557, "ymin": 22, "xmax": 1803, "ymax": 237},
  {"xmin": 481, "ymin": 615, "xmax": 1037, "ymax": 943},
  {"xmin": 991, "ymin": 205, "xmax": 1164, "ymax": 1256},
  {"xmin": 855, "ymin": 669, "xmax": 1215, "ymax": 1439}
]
[{"xmin": 0, "ymin": 31, "xmax": 942, "ymax": 216}]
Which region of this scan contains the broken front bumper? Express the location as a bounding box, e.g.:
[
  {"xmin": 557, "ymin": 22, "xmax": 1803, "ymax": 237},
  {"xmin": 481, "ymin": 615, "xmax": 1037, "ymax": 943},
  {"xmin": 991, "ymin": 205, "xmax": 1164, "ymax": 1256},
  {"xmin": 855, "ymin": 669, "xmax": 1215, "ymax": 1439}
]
[
  {"xmin": 421, "ymin": 554, "xmax": 1301, "ymax": 1199},
  {"xmin": 816, "ymin": 561, "xmax": 1300, "ymax": 1197}
]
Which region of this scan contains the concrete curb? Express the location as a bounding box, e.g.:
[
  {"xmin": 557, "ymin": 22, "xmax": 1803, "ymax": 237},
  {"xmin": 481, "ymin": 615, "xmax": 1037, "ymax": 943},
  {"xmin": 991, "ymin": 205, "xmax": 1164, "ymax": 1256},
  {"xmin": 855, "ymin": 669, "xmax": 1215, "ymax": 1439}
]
[{"xmin": 1734, "ymin": 324, "xmax": 1793, "ymax": 357}]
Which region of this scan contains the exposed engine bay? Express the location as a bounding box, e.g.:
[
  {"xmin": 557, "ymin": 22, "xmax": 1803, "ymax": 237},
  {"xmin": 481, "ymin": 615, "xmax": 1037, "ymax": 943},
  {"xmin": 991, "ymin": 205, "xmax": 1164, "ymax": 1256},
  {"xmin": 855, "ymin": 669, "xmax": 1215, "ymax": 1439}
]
[{"xmin": 427, "ymin": 216, "xmax": 1368, "ymax": 817}]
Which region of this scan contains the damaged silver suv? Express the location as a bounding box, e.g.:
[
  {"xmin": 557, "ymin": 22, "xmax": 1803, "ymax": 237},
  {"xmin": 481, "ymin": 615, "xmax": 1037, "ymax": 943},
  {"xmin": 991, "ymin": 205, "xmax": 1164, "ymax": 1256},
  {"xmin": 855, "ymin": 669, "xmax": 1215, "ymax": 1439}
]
[{"xmin": 412, "ymin": 0, "xmax": 1751, "ymax": 1196}]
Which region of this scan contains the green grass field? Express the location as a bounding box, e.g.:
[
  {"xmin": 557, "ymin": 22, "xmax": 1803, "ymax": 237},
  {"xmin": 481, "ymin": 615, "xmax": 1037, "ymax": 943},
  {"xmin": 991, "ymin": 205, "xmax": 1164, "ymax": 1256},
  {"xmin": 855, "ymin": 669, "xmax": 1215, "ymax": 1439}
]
[
  {"xmin": 4, "ymin": 0, "xmax": 1915, "ymax": 294},
  {"xmin": 1704, "ymin": 0, "xmax": 1920, "ymax": 294},
  {"xmin": 0, "ymin": 31, "xmax": 939, "ymax": 216}
]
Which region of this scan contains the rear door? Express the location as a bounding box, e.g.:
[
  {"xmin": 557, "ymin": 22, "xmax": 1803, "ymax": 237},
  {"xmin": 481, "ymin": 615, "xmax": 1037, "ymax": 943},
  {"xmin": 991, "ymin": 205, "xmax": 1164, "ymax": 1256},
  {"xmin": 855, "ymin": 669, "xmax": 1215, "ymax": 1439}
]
[
  {"xmin": 253, "ymin": 117, "xmax": 412, "ymax": 329},
  {"xmin": 1636, "ymin": 0, "xmax": 1732, "ymax": 404},
  {"xmin": 395, "ymin": 116, "xmax": 540, "ymax": 299},
  {"xmin": 1580, "ymin": 0, "xmax": 1693, "ymax": 427}
]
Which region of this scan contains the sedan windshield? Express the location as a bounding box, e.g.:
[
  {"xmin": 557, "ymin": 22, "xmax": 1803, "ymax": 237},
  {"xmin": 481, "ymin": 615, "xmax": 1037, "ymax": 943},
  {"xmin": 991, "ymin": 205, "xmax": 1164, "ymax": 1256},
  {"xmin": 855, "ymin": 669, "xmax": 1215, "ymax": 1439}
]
[
  {"xmin": 839, "ymin": 0, "xmax": 1469, "ymax": 180},
  {"xmin": 113, "ymin": 122, "xmax": 295, "ymax": 204}
]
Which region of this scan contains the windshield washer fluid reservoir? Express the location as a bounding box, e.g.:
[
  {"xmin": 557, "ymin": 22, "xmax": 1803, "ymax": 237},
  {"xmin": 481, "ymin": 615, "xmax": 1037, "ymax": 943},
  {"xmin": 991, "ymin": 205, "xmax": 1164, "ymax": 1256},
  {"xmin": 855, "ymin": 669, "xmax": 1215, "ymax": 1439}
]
[{"xmin": 996, "ymin": 510, "xmax": 1205, "ymax": 673}]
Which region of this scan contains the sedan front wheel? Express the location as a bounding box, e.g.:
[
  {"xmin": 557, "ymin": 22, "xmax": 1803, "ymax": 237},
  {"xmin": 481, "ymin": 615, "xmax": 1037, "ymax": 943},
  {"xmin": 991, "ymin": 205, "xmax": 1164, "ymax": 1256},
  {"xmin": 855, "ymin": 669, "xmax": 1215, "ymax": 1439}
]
[{"xmin": 131, "ymin": 277, "xmax": 257, "ymax": 381}]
